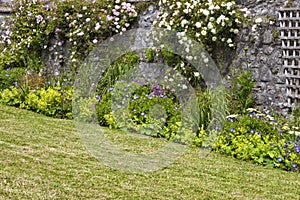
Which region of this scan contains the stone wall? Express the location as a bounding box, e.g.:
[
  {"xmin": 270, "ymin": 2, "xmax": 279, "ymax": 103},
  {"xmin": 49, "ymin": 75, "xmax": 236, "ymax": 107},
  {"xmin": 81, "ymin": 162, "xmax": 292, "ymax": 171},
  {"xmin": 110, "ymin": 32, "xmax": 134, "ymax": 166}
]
[{"xmin": 232, "ymin": 0, "xmax": 300, "ymax": 115}]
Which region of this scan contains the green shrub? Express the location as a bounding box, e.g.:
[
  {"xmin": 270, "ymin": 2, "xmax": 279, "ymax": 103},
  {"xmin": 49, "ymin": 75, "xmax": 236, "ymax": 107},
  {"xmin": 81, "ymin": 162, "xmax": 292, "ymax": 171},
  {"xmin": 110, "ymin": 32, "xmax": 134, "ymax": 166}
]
[
  {"xmin": 0, "ymin": 85, "xmax": 73, "ymax": 119},
  {"xmin": 0, "ymin": 68, "xmax": 26, "ymax": 90},
  {"xmin": 0, "ymin": 87, "xmax": 22, "ymax": 106},
  {"xmin": 96, "ymin": 81, "xmax": 182, "ymax": 138}
]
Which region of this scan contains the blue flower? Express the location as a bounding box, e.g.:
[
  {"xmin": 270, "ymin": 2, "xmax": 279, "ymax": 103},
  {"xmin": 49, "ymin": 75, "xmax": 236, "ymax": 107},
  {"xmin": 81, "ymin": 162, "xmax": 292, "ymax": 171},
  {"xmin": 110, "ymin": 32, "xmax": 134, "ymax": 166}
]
[
  {"xmin": 215, "ymin": 125, "xmax": 220, "ymax": 131},
  {"xmin": 277, "ymin": 157, "xmax": 283, "ymax": 162},
  {"xmin": 250, "ymin": 129, "xmax": 254, "ymax": 134},
  {"xmin": 95, "ymin": 94, "xmax": 101, "ymax": 101},
  {"xmin": 141, "ymin": 112, "xmax": 146, "ymax": 117},
  {"xmin": 292, "ymin": 163, "xmax": 297, "ymax": 169},
  {"xmin": 255, "ymin": 132, "xmax": 261, "ymax": 136},
  {"xmin": 283, "ymin": 141, "xmax": 290, "ymax": 149},
  {"xmin": 230, "ymin": 128, "xmax": 235, "ymax": 133},
  {"xmin": 13, "ymin": 81, "xmax": 18, "ymax": 87},
  {"xmin": 227, "ymin": 117, "xmax": 233, "ymax": 122},
  {"xmin": 295, "ymin": 145, "xmax": 300, "ymax": 153}
]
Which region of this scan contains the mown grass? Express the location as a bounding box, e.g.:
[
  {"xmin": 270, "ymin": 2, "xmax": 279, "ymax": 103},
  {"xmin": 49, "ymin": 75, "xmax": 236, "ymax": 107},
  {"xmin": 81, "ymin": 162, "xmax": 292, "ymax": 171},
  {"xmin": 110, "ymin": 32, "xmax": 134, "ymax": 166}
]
[{"xmin": 0, "ymin": 104, "xmax": 299, "ymax": 199}]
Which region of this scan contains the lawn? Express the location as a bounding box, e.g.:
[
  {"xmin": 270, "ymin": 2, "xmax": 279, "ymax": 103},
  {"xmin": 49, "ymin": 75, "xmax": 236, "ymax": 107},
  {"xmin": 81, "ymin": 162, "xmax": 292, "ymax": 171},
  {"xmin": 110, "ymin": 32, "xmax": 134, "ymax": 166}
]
[{"xmin": 0, "ymin": 104, "xmax": 299, "ymax": 199}]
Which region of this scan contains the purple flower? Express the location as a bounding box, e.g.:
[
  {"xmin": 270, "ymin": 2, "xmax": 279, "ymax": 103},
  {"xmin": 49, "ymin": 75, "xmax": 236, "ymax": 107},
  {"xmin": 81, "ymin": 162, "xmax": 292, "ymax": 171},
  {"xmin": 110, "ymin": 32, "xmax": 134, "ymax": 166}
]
[
  {"xmin": 277, "ymin": 157, "xmax": 282, "ymax": 162},
  {"xmin": 215, "ymin": 125, "xmax": 220, "ymax": 131},
  {"xmin": 230, "ymin": 128, "xmax": 235, "ymax": 133},
  {"xmin": 292, "ymin": 163, "xmax": 297, "ymax": 169},
  {"xmin": 250, "ymin": 129, "xmax": 254, "ymax": 134},
  {"xmin": 13, "ymin": 81, "xmax": 18, "ymax": 87}
]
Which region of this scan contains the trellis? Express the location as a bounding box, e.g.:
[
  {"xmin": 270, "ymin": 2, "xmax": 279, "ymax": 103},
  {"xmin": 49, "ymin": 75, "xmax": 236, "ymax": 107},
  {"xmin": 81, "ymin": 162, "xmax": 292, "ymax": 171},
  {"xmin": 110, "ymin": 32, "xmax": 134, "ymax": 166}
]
[
  {"xmin": 279, "ymin": 7, "xmax": 300, "ymax": 107},
  {"xmin": 279, "ymin": 8, "xmax": 300, "ymax": 107}
]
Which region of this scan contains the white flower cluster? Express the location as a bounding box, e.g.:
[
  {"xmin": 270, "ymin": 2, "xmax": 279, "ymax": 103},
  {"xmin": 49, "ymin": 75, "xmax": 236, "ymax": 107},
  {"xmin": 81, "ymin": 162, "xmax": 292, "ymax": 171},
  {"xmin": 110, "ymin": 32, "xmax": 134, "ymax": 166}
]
[
  {"xmin": 0, "ymin": 0, "xmax": 138, "ymax": 69},
  {"xmin": 154, "ymin": 0, "xmax": 249, "ymax": 50}
]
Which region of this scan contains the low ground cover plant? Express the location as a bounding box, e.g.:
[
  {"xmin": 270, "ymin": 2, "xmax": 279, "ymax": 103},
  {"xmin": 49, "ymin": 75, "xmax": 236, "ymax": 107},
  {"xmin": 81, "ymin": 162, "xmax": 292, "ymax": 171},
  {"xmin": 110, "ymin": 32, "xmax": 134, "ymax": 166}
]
[{"xmin": 215, "ymin": 108, "xmax": 300, "ymax": 172}]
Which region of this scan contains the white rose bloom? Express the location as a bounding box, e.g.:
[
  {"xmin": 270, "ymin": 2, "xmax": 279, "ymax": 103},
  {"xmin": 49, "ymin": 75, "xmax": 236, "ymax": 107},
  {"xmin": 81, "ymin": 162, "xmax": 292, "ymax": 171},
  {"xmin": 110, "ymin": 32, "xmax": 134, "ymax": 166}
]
[
  {"xmin": 201, "ymin": 30, "xmax": 207, "ymax": 36},
  {"xmin": 212, "ymin": 36, "xmax": 217, "ymax": 41},
  {"xmin": 208, "ymin": 5, "xmax": 214, "ymax": 10},
  {"xmin": 227, "ymin": 2, "xmax": 233, "ymax": 9},
  {"xmin": 77, "ymin": 32, "xmax": 84, "ymax": 36},
  {"xmin": 207, "ymin": 22, "xmax": 213, "ymax": 29},
  {"xmin": 194, "ymin": 72, "xmax": 200, "ymax": 77},
  {"xmin": 203, "ymin": 57, "xmax": 209, "ymax": 63},
  {"xmin": 227, "ymin": 38, "xmax": 232, "ymax": 43},
  {"xmin": 176, "ymin": 2, "xmax": 182, "ymax": 8},
  {"xmin": 93, "ymin": 39, "xmax": 98, "ymax": 44},
  {"xmin": 211, "ymin": 29, "xmax": 216, "ymax": 34},
  {"xmin": 255, "ymin": 17, "xmax": 263, "ymax": 23},
  {"xmin": 233, "ymin": 29, "xmax": 239, "ymax": 34},
  {"xmin": 203, "ymin": 9, "xmax": 210, "ymax": 16},
  {"xmin": 195, "ymin": 22, "xmax": 201, "ymax": 28},
  {"xmin": 181, "ymin": 19, "xmax": 188, "ymax": 27}
]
